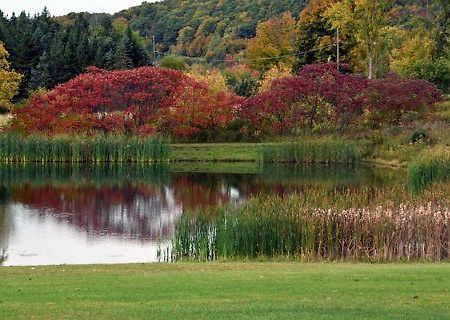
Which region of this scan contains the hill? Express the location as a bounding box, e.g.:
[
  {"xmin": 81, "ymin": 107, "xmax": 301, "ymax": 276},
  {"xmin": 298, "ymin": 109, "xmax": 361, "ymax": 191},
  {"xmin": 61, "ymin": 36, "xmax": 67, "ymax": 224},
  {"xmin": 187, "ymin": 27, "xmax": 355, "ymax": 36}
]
[{"xmin": 115, "ymin": 0, "xmax": 307, "ymax": 59}]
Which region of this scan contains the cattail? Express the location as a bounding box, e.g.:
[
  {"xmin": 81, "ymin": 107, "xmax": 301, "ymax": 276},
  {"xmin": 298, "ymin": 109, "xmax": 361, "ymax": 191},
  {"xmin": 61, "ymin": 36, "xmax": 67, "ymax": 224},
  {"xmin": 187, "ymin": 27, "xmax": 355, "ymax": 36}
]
[
  {"xmin": 0, "ymin": 134, "xmax": 170, "ymax": 163},
  {"xmin": 173, "ymin": 193, "xmax": 450, "ymax": 262}
]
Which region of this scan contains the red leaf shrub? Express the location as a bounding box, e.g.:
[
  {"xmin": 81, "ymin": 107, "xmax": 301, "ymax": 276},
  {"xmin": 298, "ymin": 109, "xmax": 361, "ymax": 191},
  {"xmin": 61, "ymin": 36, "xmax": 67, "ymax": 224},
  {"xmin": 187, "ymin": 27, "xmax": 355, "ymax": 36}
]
[
  {"xmin": 240, "ymin": 63, "xmax": 368, "ymax": 136},
  {"xmin": 364, "ymin": 74, "xmax": 443, "ymax": 126},
  {"xmin": 10, "ymin": 66, "xmax": 242, "ymax": 140},
  {"xmin": 9, "ymin": 63, "xmax": 442, "ymax": 141},
  {"xmin": 239, "ymin": 63, "xmax": 441, "ymax": 137}
]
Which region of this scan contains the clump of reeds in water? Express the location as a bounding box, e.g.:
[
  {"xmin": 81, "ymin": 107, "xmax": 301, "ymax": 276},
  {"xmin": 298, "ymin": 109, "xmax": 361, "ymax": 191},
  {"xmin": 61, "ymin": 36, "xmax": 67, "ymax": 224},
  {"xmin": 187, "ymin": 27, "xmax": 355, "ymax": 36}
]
[
  {"xmin": 260, "ymin": 139, "xmax": 359, "ymax": 164},
  {"xmin": 408, "ymin": 146, "xmax": 450, "ymax": 193},
  {"xmin": 172, "ymin": 194, "xmax": 450, "ymax": 262},
  {"xmin": 0, "ymin": 134, "xmax": 170, "ymax": 163}
]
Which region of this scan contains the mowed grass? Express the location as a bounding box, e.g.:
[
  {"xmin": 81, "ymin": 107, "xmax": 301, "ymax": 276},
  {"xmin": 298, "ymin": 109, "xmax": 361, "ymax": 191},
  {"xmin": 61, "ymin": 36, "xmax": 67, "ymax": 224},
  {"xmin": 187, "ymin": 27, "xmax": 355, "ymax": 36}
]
[
  {"xmin": 170, "ymin": 141, "xmax": 361, "ymax": 163},
  {"xmin": 171, "ymin": 143, "xmax": 261, "ymax": 162},
  {"xmin": 1, "ymin": 263, "xmax": 450, "ymax": 320}
]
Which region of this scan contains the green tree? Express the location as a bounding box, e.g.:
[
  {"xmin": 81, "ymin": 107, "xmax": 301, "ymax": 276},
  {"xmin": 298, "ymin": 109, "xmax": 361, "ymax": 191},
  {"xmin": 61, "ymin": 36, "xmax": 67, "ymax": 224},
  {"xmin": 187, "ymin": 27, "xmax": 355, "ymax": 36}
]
[
  {"xmin": 112, "ymin": 43, "xmax": 133, "ymax": 70},
  {"xmin": 391, "ymin": 29, "xmax": 450, "ymax": 91},
  {"xmin": 121, "ymin": 25, "xmax": 149, "ymax": 67},
  {"xmin": 435, "ymin": 0, "xmax": 450, "ymax": 56},
  {"xmin": 159, "ymin": 55, "xmax": 188, "ymax": 71}
]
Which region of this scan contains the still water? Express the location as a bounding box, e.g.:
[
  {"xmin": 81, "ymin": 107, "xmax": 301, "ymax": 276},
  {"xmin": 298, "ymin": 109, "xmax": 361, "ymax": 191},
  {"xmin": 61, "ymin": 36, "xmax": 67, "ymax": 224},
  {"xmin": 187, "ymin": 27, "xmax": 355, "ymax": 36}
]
[{"xmin": 0, "ymin": 163, "xmax": 401, "ymax": 266}]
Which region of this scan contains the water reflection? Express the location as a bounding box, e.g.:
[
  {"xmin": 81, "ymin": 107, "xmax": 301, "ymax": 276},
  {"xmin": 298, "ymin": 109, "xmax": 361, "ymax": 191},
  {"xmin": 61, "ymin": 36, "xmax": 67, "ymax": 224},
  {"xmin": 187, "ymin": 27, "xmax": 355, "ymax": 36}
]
[
  {"xmin": 0, "ymin": 163, "xmax": 402, "ymax": 266},
  {"xmin": 0, "ymin": 201, "xmax": 10, "ymax": 264}
]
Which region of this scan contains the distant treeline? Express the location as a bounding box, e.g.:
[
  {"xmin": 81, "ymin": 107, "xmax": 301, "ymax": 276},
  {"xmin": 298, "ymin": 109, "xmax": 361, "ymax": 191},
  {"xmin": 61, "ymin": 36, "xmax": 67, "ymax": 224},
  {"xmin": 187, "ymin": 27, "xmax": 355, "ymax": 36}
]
[{"xmin": 0, "ymin": 0, "xmax": 448, "ymax": 99}]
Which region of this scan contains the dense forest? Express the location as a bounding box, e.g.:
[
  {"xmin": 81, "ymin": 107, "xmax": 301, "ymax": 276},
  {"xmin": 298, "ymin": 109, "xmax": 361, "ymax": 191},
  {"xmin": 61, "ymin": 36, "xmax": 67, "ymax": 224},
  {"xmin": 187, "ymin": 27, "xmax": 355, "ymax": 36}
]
[{"xmin": 0, "ymin": 0, "xmax": 449, "ymax": 103}]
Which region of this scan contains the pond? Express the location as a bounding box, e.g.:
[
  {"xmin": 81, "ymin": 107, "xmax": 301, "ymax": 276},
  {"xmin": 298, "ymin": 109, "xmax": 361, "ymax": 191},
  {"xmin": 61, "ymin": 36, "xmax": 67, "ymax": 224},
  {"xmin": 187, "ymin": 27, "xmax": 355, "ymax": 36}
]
[{"xmin": 0, "ymin": 163, "xmax": 403, "ymax": 266}]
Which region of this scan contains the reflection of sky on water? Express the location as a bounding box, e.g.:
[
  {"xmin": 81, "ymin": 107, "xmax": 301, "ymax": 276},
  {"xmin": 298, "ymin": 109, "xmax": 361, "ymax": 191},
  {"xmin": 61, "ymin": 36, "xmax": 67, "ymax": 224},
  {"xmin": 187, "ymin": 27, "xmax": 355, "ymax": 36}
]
[
  {"xmin": 0, "ymin": 165, "xmax": 400, "ymax": 266},
  {"xmin": 3, "ymin": 204, "xmax": 169, "ymax": 266}
]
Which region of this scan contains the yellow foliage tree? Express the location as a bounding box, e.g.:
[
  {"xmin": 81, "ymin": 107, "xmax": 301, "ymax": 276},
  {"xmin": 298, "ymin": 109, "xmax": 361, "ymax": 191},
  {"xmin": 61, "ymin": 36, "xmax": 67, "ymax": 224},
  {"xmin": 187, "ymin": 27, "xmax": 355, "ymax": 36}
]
[
  {"xmin": 258, "ymin": 64, "xmax": 293, "ymax": 92},
  {"xmin": 245, "ymin": 12, "xmax": 298, "ymax": 72},
  {"xmin": 189, "ymin": 64, "xmax": 229, "ymax": 94},
  {"xmin": 325, "ymin": 0, "xmax": 391, "ymax": 79},
  {"xmin": 297, "ymin": 0, "xmax": 342, "ymax": 65},
  {"xmin": 0, "ymin": 42, "xmax": 22, "ymax": 111},
  {"xmin": 390, "ymin": 31, "xmax": 435, "ymax": 75}
]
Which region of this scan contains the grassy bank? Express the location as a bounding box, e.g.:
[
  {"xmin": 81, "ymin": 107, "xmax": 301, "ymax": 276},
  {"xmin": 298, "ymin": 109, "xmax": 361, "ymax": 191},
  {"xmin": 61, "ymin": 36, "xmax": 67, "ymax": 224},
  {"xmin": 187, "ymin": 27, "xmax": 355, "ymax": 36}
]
[
  {"xmin": 1, "ymin": 263, "xmax": 450, "ymax": 320},
  {"xmin": 171, "ymin": 140, "xmax": 362, "ymax": 164},
  {"xmin": 171, "ymin": 143, "xmax": 261, "ymax": 162},
  {"xmin": 0, "ymin": 135, "xmax": 169, "ymax": 163}
]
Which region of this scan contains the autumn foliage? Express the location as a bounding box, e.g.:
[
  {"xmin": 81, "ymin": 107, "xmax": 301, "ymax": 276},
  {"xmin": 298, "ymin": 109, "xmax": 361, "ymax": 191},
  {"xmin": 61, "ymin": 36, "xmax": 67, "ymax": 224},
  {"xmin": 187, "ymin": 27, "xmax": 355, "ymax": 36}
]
[
  {"xmin": 10, "ymin": 66, "xmax": 243, "ymax": 140},
  {"xmin": 240, "ymin": 63, "xmax": 368, "ymax": 136},
  {"xmin": 239, "ymin": 63, "xmax": 442, "ymax": 137},
  {"xmin": 364, "ymin": 74, "xmax": 443, "ymax": 125},
  {"xmin": 9, "ymin": 63, "xmax": 442, "ymax": 140}
]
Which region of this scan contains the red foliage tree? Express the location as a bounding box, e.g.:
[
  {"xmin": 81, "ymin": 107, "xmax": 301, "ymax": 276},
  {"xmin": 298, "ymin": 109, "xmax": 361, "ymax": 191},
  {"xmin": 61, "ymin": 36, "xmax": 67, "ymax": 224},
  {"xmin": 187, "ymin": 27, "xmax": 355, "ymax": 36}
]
[
  {"xmin": 364, "ymin": 74, "xmax": 443, "ymax": 125},
  {"xmin": 240, "ymin": 63, "xmax": 368, "ymax": 136},
  {"xmin": 10, "ymin": 66, "xmax": 242, "ymax": 140}
]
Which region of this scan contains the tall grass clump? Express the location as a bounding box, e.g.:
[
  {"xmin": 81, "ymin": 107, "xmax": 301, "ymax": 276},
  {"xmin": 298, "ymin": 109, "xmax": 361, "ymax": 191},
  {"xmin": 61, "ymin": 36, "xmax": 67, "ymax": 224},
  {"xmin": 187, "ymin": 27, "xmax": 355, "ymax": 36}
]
[
  {"xmin": 0, "ymin": 134, "xmax": 170, "ymax": 163},
  {"xmin": 408, "ymin": 146, "xmax": 450, "ymax": 193},
  {"xmin": 260, "ymin": 139, "xmax": 359, "ymax": 164},
  {"xmin": 173, "ymin": 195, "xmax": 450, "ymax": 262}
]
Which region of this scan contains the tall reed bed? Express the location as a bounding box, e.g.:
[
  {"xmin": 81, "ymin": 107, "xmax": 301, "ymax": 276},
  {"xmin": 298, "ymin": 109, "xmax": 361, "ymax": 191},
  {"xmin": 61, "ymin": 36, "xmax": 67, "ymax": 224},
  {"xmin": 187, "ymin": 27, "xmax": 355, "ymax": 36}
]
[
  {"xmin": 0, "ymin": 134, "xmax": 170, "ymax": 163},
  {"xmin": 408, "ymin": 146, "xmax": 450, "ymax": 192},
  {"xmin": 260, "ymin": 139, "xmax": 359, "ymax": 164},
  {"xmin": 173, "ymin": 195, "xmax": 450, "ymax": 262}
]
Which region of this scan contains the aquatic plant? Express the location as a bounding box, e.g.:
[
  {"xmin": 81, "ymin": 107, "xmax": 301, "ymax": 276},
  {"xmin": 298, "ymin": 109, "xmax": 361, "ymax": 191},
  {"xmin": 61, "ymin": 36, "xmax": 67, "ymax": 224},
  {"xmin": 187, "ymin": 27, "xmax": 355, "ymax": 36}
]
[
  {"xmin": 173, "ymin": 194, "xmax": 450, "ymax": 262},
  {"xmin": 260, "ymin": 140, "xmax": 359, "ymax": 164},
  {"xmin": 0, "ymin": 134, "xmax": 170, "ymax": 163},
  {"xmin": 408, "ymin": 146, "xmax": 450, "ymax": 192}
]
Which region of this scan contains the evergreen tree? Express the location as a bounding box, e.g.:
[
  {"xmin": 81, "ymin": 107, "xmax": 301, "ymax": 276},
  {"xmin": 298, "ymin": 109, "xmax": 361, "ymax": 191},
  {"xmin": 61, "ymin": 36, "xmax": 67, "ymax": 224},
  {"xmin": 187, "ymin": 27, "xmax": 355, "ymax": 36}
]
[
  {"xmin": 112, "ymin": 43, "xmax": 133, "ymax": 70},
  {"xmin": 28, "ymin": 50, "xmax": 52, "ymax": 91},
  {"xmin": 121, "ymin": 25, "xmax": 149, "ymax": 67}
]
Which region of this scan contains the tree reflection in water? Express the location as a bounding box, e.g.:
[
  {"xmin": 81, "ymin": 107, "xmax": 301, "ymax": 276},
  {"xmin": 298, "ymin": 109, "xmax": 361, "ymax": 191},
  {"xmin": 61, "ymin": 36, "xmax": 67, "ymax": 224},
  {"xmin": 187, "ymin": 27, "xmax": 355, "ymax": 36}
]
[{"xmin": 0, "ymin": 164, "xmax": 397, "ymax": 243}]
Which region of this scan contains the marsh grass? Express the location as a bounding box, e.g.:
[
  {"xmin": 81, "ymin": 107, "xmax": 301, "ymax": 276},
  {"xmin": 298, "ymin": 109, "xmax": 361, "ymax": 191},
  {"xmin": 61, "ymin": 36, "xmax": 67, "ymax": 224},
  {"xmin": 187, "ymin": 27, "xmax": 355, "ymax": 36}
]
[
  {"xmin": 0, "ymin": 134, "xmax": 170, "ymax": 163},
  {"xmin": 408, "ymin": 146, "xmax": 450, "ymax": 192},
  {"xmin": 173, "ymin": 189, "xmax": 450, "ymax": 262},
  {"xmin": 260, "ymin": 139, "xmax": 359, "ymax": 164}
]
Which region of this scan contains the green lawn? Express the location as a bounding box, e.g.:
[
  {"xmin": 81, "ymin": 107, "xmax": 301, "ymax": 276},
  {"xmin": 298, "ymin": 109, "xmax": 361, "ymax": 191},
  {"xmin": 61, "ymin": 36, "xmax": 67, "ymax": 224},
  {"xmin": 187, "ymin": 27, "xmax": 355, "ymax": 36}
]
[
  {"xmin": 1, "ymin": 263, "xmax": 450, "ymax": 319},
  {"xmin": 171, "ymin": 143, "xmax": 261, "ymax": 162}
]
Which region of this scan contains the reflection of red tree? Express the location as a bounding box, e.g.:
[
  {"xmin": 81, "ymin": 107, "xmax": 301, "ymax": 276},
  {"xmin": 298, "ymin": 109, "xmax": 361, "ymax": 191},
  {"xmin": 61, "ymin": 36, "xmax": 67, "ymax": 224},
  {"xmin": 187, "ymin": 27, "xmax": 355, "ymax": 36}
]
[
  {"xmin": 170, "ymin": 177, "xmax": 231, "ymax": 210},
  {"xmin": 9, "ymin": 174, "xmax": 304, "ymax": 240},
  {"xmin": 169, "ymin": 174, "xmax": 304, "ymax": 211},
  {"xmin": 12, "ymin": 183, "xmax": 181, "ymax": 240}
]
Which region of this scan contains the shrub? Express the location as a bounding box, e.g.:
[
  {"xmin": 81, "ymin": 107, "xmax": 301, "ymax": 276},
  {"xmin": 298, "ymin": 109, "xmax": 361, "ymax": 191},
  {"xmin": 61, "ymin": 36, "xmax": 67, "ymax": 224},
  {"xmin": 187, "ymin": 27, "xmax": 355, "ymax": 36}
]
[
  {"xmin": 240, "ymin": 64, "xmax": 442, "ymax": 137},
  {"xmin": 409, "ymin": 129, "xmax": 428, "ymax": 144},
  {"xmin": 239, "ymin": 63, "xmax": 368, "ymax": 137},
  {"xmin": 365, "ymin": 74, "xmax": 443, "ymax": 126},
  {"xmin": 9, "ymin": 66, "xmax": 242, "ymax": 141}
]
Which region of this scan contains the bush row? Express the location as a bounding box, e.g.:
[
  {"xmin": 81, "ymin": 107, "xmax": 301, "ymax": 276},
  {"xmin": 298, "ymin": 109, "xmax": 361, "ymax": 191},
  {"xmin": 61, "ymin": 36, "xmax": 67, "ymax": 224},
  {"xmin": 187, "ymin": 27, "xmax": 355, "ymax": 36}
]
[{"xmin": 6, "ymin": 64, "xmax": 442, "ymax": 142}]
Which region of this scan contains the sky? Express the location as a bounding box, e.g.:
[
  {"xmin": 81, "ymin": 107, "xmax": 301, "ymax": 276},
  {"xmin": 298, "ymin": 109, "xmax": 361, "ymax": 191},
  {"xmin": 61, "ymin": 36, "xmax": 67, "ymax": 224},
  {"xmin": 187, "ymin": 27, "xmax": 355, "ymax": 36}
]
[{"xmin": 0, "ymin": 0, "xmax": 152, "ymax": 17}]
